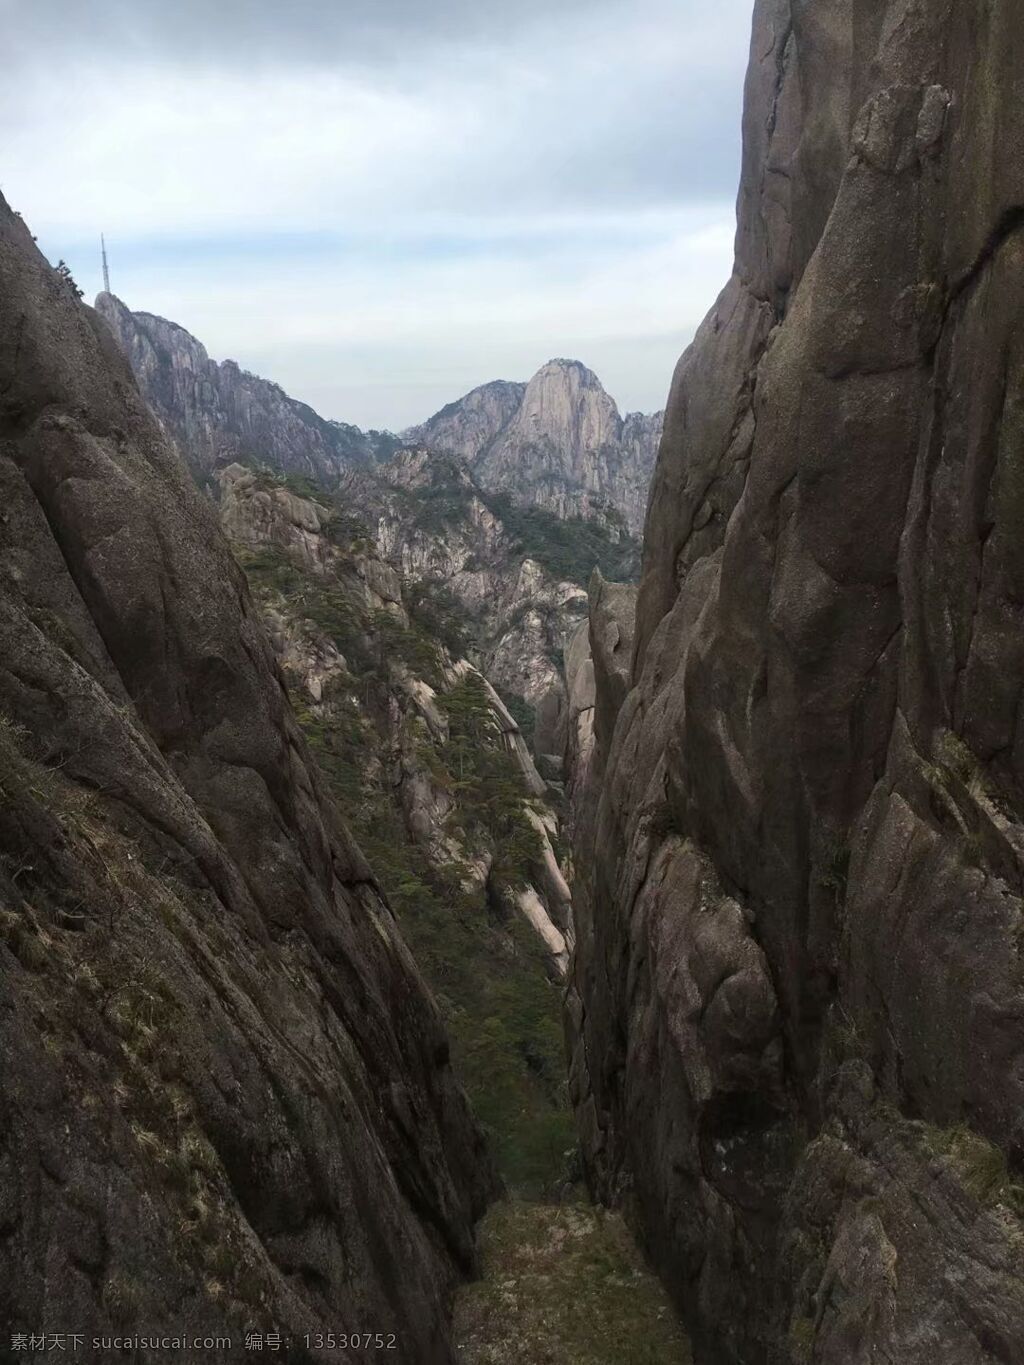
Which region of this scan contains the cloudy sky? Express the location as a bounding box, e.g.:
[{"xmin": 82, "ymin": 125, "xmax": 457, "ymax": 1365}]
[{"xmin": 3, "ymin": 0, "xmax": 753, "ymax": 430}]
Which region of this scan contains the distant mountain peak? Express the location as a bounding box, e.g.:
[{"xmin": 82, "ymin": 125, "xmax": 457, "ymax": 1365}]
[
  {"xmin": 407, "ymin": 361, "xmax": 662, "ymax": 534},
  {"xmin": 536, "ymin": 357, "xmax": 602, "ymax": 380}
]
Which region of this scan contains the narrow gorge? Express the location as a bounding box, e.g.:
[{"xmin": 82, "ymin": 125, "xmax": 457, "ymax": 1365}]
[
  {"xmin": 3, "ymin": 0, "xmax": 1024, "ymax": 1362},
  {"xmin": 1, "ymin": 201, "xmax": 684, "ymax": 1360}
]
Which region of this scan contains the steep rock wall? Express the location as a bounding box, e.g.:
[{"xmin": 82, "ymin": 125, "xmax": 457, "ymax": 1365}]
[
  {"xmin": 0, "ymin": 199, "xmax": 494, "ymax": 1359},
  {"xmin": 570, "ymin": 3, "xmax": 1024, "ymax": 1362}
]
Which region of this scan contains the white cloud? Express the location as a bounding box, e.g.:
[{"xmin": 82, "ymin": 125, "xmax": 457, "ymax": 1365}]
[
  {"xmin": 3, "ymin": 0, "xmax": 751, "ymax": 428},
  {"xmin": 6, "ymin": 2, "xmax": 750, "ymax": 235},
  {"xmin": 93, "ymin": 210, "xmax": 735, "ymax": 428}
]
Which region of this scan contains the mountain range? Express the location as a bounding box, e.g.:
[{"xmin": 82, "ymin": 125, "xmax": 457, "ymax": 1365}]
[
  {"xmin": 96, "ymin": 292, "xmax": 647, "ymax": 768},
  {"xmin": 96, "ymin": 293, "xmax": 662, "ymax": 534}
]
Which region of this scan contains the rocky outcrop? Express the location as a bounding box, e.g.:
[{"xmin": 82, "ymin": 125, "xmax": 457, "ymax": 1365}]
[
  {"xmin": 343, "ymin": 447, "xmax": 591, "ymax": 722},
  {"xmin": 561, "ymin": 619, "xmax": 596, "ymax": 815},
  {"xmin": 95, "ymin": 293, "xmax": 397, "ymax": 484},
  {"xmin": 1, "ymin": 199, "xmax": 495, "ymax": 1356},
  {"xmin": 408, "ymin": 360, "xmax": 662, "ymax": 534},
  {"xmin": 570, "ymin": 3, "xmax": 1024, "ymax": 1363},
  {"xmin": 585, "ymin": 571, "xmax": 637, "ymax": 762}
]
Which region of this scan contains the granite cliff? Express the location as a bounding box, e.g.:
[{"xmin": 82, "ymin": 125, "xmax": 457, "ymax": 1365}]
[
  {"xmin": 405, "ymin": 380, "xmax": 526, "ymax": 468},
  {"xmin": 407, "ymin": 360, "xmax": 663, "ymax": 535},
  {"xmin": 0, "ymin": 197, "xmax": 495, "ymax": 1358},
  {"xmin": 339, "ymin": 448, "xmax": 605, "ymax": 757},
  {"xmin": 569, "ymin": 2, "xmax": 1024, "ymax": 1363}
]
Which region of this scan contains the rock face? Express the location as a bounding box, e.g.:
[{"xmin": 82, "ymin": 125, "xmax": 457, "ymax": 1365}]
[
  {"xmin": 345, "ymin": 448, "xmax": 590, "ymax": 718},
  {"xmin": 95, "ymin": 293, "xmax": 397, "ymax": 484},
  {"xmin": 0, "ymin": 199, "xmax": 494, "ymax": 1356},
  {"xmin": 408, "ymin": 361, "xmax": 663, "ymax": 534},
  {"xmin": 404, "ymin": 380, "xmax": 526, "ymax": 465},
  {"xmin": 570, "ymin": 4, "xmax": 1024, "ymax": 1364}
]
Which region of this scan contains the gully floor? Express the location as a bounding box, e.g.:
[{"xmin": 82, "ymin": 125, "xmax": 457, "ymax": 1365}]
[{"xmin": 455, "ymin": 1199, "xmax": 691, "ymax": 1365}]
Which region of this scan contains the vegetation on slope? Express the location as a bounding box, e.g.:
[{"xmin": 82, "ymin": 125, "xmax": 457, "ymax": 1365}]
[
  {"xmin": 392, "ymin": 464, "xmax": 641, "ymax": 588},
  {"xmin": 238, "ymin": 532, "xmax": 574, "ymax": 1195},
  {"xmin": 487, "ymin": 493, "xmax": 641, "ymax": 586}
]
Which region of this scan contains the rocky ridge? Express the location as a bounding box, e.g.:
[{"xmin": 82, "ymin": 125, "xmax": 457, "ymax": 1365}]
[
  {"xmin": 95, "ymin": 292, "xmax": 399, "ymax": 485},
  {"xmin": 97, "ymin": 296, "xmax": 660, "ymax": 539},
  {"xmin": 569, "ymin": 3, "xmax": 1024, "ymax": 1363},
  {"xmin": 0, "ymin": 197, "xmax": 495, "ymax": 1358}
]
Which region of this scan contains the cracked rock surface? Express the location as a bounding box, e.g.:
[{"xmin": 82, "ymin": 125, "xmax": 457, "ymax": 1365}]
[{"xmin": 95, "ymin": 292, "xmax": 395, "ymax": 483}]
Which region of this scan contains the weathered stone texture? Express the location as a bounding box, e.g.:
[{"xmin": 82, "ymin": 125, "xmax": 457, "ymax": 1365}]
[
  {"xmin": 569, "ymin": 3, "xmax": 1024, "ymax": 1361},
  {"xmin": 0, "ymin": 199, "xmax": 494, "ymax": 1360},
  {"xmin": 95, "ymin": 293, "xmax": 390, "ymax": 483}
]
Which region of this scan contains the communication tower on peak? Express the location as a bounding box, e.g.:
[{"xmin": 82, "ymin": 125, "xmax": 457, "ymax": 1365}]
[{"xmin": 101, "ymin": 234, "xmax": 111, "ymax": 294}]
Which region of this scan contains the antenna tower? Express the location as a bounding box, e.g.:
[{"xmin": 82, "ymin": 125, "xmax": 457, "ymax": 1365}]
[{"xmin": 101, "ymin": 234, "xmax": 111, "ymax": 294}]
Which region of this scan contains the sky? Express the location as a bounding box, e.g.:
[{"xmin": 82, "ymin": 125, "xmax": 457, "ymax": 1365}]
[{"xmin": 2, "ymin": 0, "xmax": 753, "ymax": 431}]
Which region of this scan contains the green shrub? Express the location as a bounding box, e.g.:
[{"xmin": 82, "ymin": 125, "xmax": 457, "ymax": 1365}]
[
  {"xmin": 924, "ymin": 1123, "xmax": 1024, "ymax": 1212},
  {"xmin": 279, "ymin": 471, "xmax": 328, "ymax": 503},
  {"xmin": 102, "ymin": 1273, "xmax": 142, "ymax": 1326},
  {"xmin": 442, "ymin": 674, "xmax": 544, "ymax": 888},
  {"xmin": 407, "ymin": 578, "xmax": 476, "ymax": 657}
]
